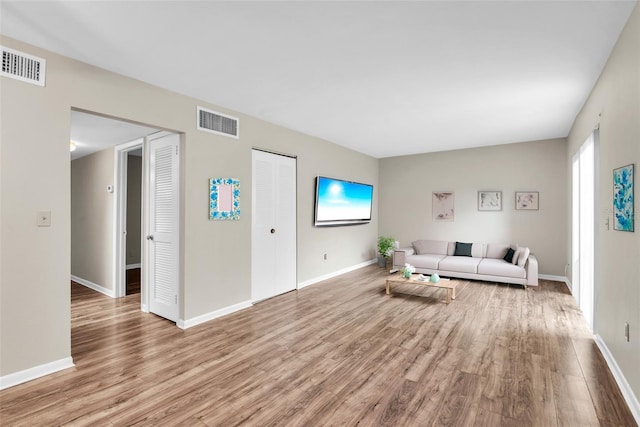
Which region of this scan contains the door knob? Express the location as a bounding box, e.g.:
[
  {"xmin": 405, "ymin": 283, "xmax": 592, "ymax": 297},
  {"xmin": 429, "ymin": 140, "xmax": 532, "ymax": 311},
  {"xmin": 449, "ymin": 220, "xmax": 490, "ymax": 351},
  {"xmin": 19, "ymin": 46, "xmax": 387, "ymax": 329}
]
[
  {"xmin": 270, "ymin": 228, "xmax": 276, "ymax": 234},
  {"xmin": 146, "ymin": 235, "xmax": 154, "ymax": 241}
]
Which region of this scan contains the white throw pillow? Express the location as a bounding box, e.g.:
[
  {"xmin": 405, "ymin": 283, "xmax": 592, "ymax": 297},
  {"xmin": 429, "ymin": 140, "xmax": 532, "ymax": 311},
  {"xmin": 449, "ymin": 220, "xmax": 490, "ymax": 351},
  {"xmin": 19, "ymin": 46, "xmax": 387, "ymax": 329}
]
[
  {"xmin": 517, "ymin": 247, "xmax": 530, "ymax": 267},
  {"xmin": 512, "ymin": 248, "xmax": 521, "ymax": 265}
]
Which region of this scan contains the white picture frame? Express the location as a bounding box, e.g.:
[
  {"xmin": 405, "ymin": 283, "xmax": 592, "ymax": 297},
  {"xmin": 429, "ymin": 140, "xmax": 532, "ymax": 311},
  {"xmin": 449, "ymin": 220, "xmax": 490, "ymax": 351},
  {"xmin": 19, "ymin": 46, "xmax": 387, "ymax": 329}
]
[
  {"xmin": 432, "ymin": 191, "xmax": 455, "ymax": 222},
  {"xmin": 515, "ymin": 191, "xmax": 539, "ymax": 210},
  {"xmin": 478, "ymin": 191, "xmax": 502, "ymax": 211}
]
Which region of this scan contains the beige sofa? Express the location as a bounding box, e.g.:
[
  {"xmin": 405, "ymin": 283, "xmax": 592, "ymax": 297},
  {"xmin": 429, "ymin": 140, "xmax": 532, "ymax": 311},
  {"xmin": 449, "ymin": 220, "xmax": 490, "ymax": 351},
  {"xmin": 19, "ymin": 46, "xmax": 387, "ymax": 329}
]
[{"xmin": 393, "ymin": 240, "xmax": 538, "ymax": 288}]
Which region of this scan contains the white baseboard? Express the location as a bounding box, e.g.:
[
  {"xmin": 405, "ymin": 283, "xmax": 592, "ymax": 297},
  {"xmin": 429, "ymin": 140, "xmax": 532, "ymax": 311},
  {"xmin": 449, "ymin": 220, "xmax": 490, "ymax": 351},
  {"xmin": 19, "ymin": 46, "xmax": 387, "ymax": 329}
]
[
  {"xmin": 0, "ymin": 357, "xmax": 75, "ymax": 390},
  {"xmin": 126, "ymin": 263, "xmax": 141, "ymax": 270},
  {"xmin": 564, "ymin": 277, "xmax": 572, "ymax": 292},
  {"xmin": 594, "ymin": 334, "xmax": 640, "ymax": 424},
  {"xmin": 177, "ymin": 300, "xmax": 253, "ymax": 330},
  {"xmin": 178, "ymin": 260, "xmax": 377, "ymax": 329},
  {"xmin": 539, "ymin": 274, "xmax": 572, "ymax": 292},
  {"xmin": 70, "ymin": 275, "xmax": 116, "ymax": 298},
  {"xmin": 297, "ymin": 259, "xmax": 377, "ymax": 289}
]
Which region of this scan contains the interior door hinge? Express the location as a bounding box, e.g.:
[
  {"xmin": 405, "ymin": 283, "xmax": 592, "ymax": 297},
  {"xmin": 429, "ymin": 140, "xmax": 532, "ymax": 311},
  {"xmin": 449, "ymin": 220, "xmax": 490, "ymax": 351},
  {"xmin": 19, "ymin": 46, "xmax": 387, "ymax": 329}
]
[
  {"xmin": 175, "ymin": 295, "xmax": 178, "ymax": 304},
  {"xmin": 176, "ymin": 146, "xmax": 178, "ymax": 155}
]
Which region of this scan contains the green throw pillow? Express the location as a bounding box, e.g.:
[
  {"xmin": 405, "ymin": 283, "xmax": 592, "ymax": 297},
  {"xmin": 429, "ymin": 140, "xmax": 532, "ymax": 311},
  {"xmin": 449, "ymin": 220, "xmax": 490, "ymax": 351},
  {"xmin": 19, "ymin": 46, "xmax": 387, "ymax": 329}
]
[
  {"xmin": 454, "ymin": 242, "xmax": 472, "ymax": 257},
  {"xmin": 503, "ymin": 248, "xmax": 515, "ymax": 263}
]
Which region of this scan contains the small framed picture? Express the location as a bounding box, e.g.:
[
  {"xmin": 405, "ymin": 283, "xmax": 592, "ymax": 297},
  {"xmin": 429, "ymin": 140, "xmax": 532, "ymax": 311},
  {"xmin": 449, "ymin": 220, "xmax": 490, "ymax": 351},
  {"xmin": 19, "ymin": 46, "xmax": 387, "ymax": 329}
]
[
  {"xmin": 478, "ymin": 191, "xmax": 502, "ymax": 211},
  {"xmin": 209, "ymin": 177, "xmax": 240, "ymax": 220},
  {"xmin": 432, "ymin": 191, "xmax": 455, "ymax": 222},
  {"xmin": 516, "ymin": 191, "xmax": 539, "ymax": 210}
]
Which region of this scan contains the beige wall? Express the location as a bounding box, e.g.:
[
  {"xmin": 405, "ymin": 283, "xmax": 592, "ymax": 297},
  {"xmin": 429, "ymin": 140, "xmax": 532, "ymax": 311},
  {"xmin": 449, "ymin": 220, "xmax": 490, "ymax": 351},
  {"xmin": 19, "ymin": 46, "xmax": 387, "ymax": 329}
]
[
  {"xmin": 70, "ymin": 149, "xmax": 115, "ymax": 289},
  {"xmin": 126, "ymin": 154, "xmax": 142, "ymax": 266},
  {"xmin": 181, "ymin": 114, "xmax": 379, "ymax": 319},
  {"xmin": 0, "ymin": 67, "xmax": 72, "ymax": 377},
  {"xmin": 567, "ymin": 4, "xmax": 639, "ymax": 400},
  {"xmin": 0, "ymin": 36, "xmax": 378, "ymax": 376},
  {"xmin": 379, "ymin": 139, "xmax": 568, "ymax": 276}
]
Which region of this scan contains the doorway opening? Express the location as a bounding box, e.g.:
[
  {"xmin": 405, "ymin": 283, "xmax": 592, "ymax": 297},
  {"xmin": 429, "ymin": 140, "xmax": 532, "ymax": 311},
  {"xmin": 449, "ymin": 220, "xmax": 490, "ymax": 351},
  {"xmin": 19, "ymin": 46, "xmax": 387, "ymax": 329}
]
[
  {"xmin": 114, "ymin": 141, "xmax": 144, "ymax": 300},
  {"xmin": 70, "ymin": 110, "xmax": 181, "ymax": 323},
  {"xmin": 126, "ymin": 149, "xmax": 143, "ymax": 296}
]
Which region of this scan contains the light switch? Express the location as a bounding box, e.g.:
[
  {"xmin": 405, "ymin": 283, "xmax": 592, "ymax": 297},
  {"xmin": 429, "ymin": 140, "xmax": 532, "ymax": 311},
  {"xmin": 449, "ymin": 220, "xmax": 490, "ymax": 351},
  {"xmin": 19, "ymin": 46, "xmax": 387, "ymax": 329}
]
[{"xmin": 37, "ymin": 211, "xmax": 51, "ymax": 227}]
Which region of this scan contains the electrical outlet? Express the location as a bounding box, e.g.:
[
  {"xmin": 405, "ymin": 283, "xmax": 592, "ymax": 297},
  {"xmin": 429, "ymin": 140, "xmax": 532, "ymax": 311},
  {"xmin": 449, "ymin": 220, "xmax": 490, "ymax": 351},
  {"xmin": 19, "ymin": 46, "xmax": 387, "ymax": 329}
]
[
  {"xmin": 625, "ymin": 322, "xmax": 630, "ymax": 342},
  {"xmin": 323, "ymin": 253, "xmax": 327, "ymax": 260},
  {"xmin": 36, "ymin": 211, "xmax": 51, "ymax": 227}
]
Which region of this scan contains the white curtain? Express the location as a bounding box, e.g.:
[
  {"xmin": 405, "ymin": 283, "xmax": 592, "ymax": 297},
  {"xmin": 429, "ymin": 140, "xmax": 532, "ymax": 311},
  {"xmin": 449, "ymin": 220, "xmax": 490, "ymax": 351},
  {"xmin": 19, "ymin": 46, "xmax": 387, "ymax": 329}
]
[{"xmin": 572, "ymin": 132, "xmax": 595, "ymax": 330}]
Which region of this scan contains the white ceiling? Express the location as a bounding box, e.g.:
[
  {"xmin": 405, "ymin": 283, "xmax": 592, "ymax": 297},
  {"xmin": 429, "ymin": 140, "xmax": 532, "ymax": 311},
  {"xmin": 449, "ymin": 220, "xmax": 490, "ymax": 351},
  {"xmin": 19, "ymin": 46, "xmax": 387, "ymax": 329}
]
[
  {"xmin": 70, "ymin": 110, "xmax": 159, "ymax": 160},
  {"xmin": 1, "ymin": 1, "xmax": 636, "ymax": 158}
]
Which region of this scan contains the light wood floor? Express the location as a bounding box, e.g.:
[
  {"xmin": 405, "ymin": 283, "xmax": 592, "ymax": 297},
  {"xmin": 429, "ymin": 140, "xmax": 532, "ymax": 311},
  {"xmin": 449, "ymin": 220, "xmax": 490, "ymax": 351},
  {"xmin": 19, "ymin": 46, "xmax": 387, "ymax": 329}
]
[{"xmin": 1, "ymin": 266, "xmax": 636, "ymax": 426}]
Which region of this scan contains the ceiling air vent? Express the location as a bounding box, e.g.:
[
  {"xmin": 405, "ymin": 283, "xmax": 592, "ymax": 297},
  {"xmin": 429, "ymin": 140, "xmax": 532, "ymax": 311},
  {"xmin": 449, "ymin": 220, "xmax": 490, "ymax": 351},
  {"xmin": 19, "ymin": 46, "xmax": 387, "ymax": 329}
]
[
  {"xmin": 1, "ymin": 46, "xmax": 46, "ymax": 87},
  {"xmin": 197, "ymin": 106, "xmax": 239, "ymax": 139}
]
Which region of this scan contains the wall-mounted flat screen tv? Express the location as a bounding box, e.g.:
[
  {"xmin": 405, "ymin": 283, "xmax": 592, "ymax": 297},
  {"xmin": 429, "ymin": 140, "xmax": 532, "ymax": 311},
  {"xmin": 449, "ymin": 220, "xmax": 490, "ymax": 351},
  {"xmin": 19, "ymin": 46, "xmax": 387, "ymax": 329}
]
[{"xmin": 314, "ymin": 176, "xmax": 373, "ymax": 226}]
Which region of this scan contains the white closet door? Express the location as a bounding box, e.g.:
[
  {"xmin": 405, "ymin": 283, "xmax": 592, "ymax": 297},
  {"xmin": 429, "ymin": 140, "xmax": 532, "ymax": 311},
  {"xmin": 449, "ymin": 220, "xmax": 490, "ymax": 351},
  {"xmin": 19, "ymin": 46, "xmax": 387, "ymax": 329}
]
[
  {"xmin": 274, "ymin": 157, "xmax": 297, "ymax": 295},
  {"xmin": 147, "ymin": 133, "xmax": 180, "ymax": 322},
  {"xmin": 252, "ymin": 150, "xmax": 297, "ymax": 302}
]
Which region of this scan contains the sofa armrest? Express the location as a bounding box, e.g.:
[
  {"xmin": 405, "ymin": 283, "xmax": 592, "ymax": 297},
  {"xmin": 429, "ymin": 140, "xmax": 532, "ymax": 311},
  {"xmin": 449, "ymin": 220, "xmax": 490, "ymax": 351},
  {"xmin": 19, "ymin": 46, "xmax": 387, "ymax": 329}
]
[
  {"xmin": 393, "ymin": 247, "xmax": 414, "ymax": 267},
  {"xmin": 526, "ymin": 254, "xmax": 539, "ymax": 286}
]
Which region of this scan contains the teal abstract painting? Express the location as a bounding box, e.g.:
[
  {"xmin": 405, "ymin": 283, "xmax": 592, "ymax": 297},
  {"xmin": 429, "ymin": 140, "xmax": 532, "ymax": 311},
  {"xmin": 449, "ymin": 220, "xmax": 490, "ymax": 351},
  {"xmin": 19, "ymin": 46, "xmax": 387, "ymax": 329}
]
[{"xmin": 613, "ymin": 164, "xmax": 634, "ymax": 232}]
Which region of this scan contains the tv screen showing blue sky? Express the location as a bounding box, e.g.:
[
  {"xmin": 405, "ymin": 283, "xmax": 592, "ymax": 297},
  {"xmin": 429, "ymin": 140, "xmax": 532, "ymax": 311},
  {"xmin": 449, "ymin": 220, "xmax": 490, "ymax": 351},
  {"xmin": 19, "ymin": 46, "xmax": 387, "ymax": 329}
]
[{"xmin": 316, "ymin": 177, "xmax": 373, "ymax": 221}]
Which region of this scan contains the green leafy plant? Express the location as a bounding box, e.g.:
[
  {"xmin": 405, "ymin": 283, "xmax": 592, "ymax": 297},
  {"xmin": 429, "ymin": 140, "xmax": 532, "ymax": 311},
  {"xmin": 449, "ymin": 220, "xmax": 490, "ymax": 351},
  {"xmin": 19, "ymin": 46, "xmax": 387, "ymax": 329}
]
[{"xmin": 377, "ymin": 236, "xmax": 395, "ymax": 258}]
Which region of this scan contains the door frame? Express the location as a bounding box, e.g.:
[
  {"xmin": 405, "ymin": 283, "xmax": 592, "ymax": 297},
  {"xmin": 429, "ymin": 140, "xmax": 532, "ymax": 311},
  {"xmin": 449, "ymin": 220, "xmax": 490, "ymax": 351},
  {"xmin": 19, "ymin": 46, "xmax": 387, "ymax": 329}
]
[{"xmin": 113, "ymin": 138, "xmax": 145, "ymax": 299}]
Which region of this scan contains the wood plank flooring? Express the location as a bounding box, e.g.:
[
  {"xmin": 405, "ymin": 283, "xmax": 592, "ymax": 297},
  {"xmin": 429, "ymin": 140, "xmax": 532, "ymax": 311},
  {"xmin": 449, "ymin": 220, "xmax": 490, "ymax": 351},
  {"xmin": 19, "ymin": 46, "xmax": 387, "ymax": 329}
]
[{"xmin": 1, "ymin": 265, "xmax": 636, "ymax": 426}]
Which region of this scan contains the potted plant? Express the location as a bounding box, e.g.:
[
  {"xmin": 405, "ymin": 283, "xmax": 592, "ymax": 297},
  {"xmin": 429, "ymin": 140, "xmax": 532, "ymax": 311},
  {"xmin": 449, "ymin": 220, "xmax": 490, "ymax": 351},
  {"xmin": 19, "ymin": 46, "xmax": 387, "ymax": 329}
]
[{"xmin": 377, "ymin": 236, "xmax": 395, "ymax": 268}]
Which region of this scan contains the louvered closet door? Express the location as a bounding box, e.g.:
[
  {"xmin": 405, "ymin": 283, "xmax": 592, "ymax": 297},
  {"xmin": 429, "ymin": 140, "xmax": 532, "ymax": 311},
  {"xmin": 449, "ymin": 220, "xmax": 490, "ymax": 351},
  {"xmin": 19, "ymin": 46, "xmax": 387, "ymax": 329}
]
[
  {"xmin": 147, "ymin": 133, "xmax": 179, "ymax": 322},
  {"xmin": 252, "ymin": 150, "xmax": 297, "ymax": 302}
]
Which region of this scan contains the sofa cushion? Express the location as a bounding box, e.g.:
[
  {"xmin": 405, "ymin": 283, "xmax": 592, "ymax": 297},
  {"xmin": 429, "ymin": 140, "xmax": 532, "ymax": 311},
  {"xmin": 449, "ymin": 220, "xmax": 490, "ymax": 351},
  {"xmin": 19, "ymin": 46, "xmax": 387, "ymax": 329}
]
[
  {"xmin": 412, "ymin": 240, "xmax": 449, "ymax": 255},
  {"xmin": 406, "ymin": 254, "xmax": 446, "ymax": 270},
  {"xmin": 517, "ymin": 247, "xmax": 531, "ymax": 267},
  {"xmin": 486, "ymin": 243, "xmax": 510, "ymax": 259},
  {"xmin": 471, "ymin": 243, "xmax": 485, "ymax": 258},
  {"xmin": 439, "ymin": 256, "xmax": 482, "ymax": 273},
  {"xmin": 512, "ymin": 247, "xmax": 521, "ymax": 265},
  {"xmin": 478, "ymin": 259, "xmax": 526, "ymax": 278},
  {"xmin": 447, "ymin": 241, "xmax": 455, "ymax": 255},
  {"xmin": 454, "ymin": 242, "xmax": 472, "ymax": 257}
]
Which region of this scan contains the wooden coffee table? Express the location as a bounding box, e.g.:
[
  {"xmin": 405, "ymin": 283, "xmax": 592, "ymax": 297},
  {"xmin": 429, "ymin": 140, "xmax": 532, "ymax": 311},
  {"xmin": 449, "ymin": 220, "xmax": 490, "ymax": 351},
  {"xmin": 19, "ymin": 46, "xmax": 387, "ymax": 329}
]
[{"xmin": 385, "ymin": 274, "xmax": 459, "ymax": 304}]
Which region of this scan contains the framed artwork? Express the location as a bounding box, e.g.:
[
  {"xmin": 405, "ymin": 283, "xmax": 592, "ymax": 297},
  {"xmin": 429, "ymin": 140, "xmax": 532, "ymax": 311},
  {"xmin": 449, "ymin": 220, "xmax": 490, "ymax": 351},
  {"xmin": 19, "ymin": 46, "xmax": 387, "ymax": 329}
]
[
  {"xmin": 209, "ymin": 178, "xmax": 240, "ymax": 220},
  {"xmin": 516, "ymin": 191, "xmax": 539, "ymax": 210},
  {"xmin": 613, "ymin": 164, "xmax": 634, "ymax": 232},
  {"xmin": 432, "ymin": 191, "xmax": 454, "ymax": 222},
  {"xmin": 478, "ymin": 191, "xmax": 502, "ymax": 211}
]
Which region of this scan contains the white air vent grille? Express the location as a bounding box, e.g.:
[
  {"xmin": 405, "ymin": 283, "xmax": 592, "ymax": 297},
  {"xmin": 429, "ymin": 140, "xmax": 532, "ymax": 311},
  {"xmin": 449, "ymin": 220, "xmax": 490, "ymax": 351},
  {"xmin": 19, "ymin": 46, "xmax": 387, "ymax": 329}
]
[
  {"xmin": 1, "ymin": 46, "xmax": 46, "ymax": 86},
  {"xmin": 197, "ymin": 106, "xmax": 239, "ymax": 139}
]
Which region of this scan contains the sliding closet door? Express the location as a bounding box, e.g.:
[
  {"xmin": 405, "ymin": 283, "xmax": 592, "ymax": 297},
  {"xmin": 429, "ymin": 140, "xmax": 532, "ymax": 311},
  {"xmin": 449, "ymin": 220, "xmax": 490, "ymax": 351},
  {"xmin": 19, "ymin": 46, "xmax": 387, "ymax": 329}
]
[{"xmin": 251, "ymin": 149, "xmax": 297, "ymax": 302}]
